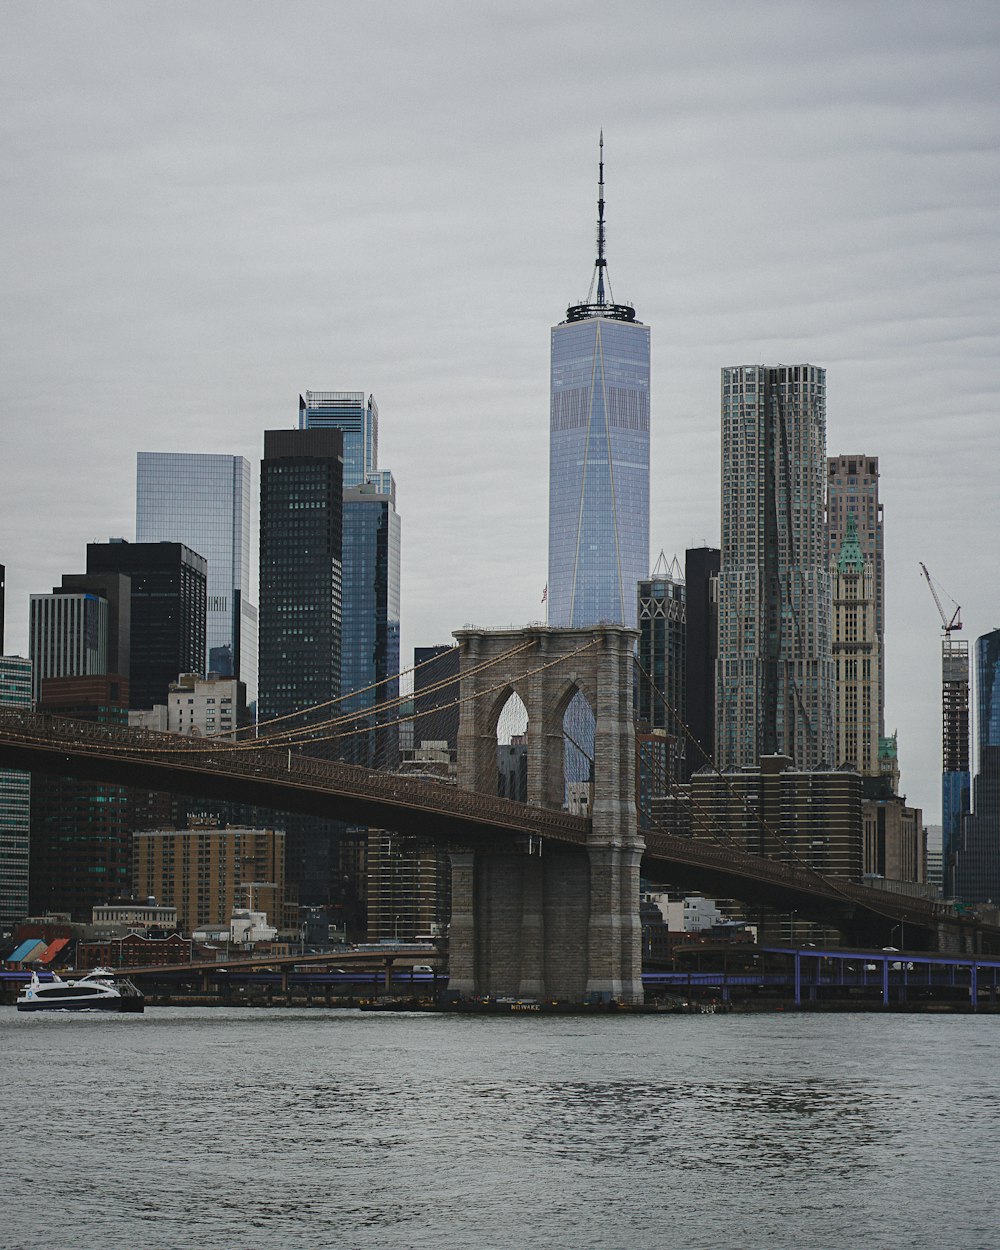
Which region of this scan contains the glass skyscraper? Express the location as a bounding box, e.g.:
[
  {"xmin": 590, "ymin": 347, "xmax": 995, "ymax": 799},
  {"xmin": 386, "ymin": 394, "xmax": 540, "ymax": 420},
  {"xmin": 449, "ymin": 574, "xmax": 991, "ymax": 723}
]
[
  {"xmin": 340, "ymin": 479, "xmax": 401, "ymax": 768},
  {"xmin": 955, "ymin": 629, "xmax": 1000, "ymax": 903},
  {"xmin": 547, "ymin": 139, "xmax": 650, "ymax": 629},
  {"xmin": 258, "ymin": 430, "xmax": 344, "ymax": 726},
  {"xmin": 258, "ymin": 428, "xmax": 344, "ymax": 907},
  {"xmin": 976, "ymin": 628, "xmax": 1000, "ymax": 766},
  {"xmin": 0, "ymin": 654, "xmax": 31, "ymax": 930},
  {"xmin": 136, "ymin": 452, "xmax": 256, "ymax": 700},
  {"xmin": 299, "ymin": 390, "xmax": 401, "ymax": 766},
  {"xmin": 299, "ymin": 391, "xmax": 378, "ymax": 489}
]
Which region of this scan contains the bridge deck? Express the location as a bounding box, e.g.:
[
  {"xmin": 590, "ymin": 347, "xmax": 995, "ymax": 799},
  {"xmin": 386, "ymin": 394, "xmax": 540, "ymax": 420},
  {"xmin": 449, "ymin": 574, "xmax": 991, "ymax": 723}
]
[{"xmin": 0, "ymin": 708, "xmax": 993, "ymax": 947}]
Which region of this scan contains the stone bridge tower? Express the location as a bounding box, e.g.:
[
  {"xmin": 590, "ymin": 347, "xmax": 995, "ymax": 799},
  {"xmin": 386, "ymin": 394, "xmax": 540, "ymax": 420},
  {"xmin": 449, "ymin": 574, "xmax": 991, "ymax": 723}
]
[{"xmin": 447, "ymin": 624, "xmax": 643, "ymax": 1004}]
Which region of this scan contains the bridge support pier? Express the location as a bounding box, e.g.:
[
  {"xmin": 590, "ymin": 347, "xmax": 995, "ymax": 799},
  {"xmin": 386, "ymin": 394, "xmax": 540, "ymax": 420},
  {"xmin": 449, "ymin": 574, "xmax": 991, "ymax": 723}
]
[
  {"xmin": 447, "ymin": 841, "xmax": 643, "ymax": 1005},
  {"xmin": 449, "ymin": 625, "xmax": 644, "ymax": 1007}
]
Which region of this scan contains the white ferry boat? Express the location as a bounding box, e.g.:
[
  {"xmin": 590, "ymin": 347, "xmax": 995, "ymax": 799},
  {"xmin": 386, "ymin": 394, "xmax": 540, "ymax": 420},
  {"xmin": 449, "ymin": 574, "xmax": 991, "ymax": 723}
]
[{"xmin": 16, "ymin": 968, "xmax": 144, "ymax": 1013}]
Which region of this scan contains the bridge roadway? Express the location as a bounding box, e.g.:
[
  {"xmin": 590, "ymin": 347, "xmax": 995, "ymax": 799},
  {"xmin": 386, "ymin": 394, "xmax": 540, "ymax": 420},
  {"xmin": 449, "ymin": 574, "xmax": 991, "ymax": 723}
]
[{"xmin": 0, "ymin": 708, "xmax": 992, "ymax": 950}]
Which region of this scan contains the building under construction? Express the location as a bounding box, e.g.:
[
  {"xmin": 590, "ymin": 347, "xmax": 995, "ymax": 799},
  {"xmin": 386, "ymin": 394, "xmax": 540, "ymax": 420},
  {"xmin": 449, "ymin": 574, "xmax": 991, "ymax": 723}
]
[{"xmin": 920, "ymin": 564, "xmax": 970, "ymax": 897}]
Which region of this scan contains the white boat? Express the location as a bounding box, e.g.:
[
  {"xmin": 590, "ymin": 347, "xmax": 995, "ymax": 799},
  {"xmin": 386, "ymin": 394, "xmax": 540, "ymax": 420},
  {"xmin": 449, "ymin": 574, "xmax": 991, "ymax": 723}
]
[{"xmin": 16, "ymin": 968, "xmax": 144, "ymax": 1013}]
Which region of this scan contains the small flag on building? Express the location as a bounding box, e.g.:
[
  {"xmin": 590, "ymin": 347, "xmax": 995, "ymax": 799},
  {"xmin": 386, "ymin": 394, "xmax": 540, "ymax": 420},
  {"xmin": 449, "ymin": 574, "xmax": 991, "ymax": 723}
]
[{"xmin": 541, "ymin": 584, "xmax": 548, "ymax": 603}]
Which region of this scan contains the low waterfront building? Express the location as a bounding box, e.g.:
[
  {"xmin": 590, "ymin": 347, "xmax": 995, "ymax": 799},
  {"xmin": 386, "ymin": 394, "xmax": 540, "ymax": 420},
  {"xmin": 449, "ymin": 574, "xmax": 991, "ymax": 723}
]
[{"xmin": 76, "ymin": 930, "xmax": 193, "ymax": 968}]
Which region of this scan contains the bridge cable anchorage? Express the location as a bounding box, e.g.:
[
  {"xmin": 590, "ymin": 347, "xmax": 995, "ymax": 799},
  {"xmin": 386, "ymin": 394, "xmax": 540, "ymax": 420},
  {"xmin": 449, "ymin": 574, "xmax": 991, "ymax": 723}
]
[{"xmin": 632, "ymin": 656, "xmax": 930, "ymax": 928}]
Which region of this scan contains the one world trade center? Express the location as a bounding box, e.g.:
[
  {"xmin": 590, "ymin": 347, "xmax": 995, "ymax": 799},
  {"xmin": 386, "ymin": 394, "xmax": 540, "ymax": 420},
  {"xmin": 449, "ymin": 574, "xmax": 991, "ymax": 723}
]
[{"xmin": 547, "ymin": 135, "xmax": 650, "ymax": 629}]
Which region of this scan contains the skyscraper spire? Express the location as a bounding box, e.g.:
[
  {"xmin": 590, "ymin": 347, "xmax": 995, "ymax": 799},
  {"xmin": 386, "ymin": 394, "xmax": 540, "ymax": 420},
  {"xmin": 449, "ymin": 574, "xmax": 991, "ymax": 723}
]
[
  {"xmin": 595, "ymin": 130, "xmax": 607, "ymax": 306},
  {"xmin": 565, "ymin": 133, "xmax": 637, "ymax": 324}
]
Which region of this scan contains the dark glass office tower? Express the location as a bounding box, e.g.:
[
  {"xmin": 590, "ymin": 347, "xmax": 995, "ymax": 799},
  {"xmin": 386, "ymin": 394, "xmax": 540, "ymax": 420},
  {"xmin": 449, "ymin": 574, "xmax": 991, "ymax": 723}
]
[
  {"xmin": 258, "ymin": 429, "xmax": 343, "ymax": 906},
  {"xmin": 339, "ymin": 479, "xmax": 401, "ymax": 768},
  {"xmin": 955, "ymin": 629, "xmax": 1000, "ymax": 903},
  {"xmin": 258, "ymin": 430, "xmax": 344, "ymax": 725},
  {"xmin": 637, "ymin": 557, "xmax": 686, "ymax": 732},
  {"xmin": 685, "ymin": 547, "xmax": 720, "ymax": 775},
  {"xmin": 86, "ymin": 541, "xmax": 206, "ymax": 710},
  {"xmin": 0, "ymin": 654, "xmax": 31, "ymax": 930},
  {"xmin": 28, "ymin": 675, "xmax": 130, "ymax": 921}
]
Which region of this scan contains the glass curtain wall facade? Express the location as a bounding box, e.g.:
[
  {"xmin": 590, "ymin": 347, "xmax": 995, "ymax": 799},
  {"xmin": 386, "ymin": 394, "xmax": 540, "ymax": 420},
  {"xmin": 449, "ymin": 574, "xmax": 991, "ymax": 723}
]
[
  {"xmin": 340, "ymin": 481, "xmax": 401, "ymax": 769},
  {"xmin": 684, "ymin": 547, "xmax": 721, "ymax": 776},
  {"xmin": 955, "ymin": 629, "xmax": 1000, "ymax": 903},
  {"xmin": 0, "ymin": 655, "xmax": 31, "ymax": 930},
  {"xmin": 548, "ymin": 317, "xmax": 650, "ymax": 628},
  {"xmin": 136, "ymin": 452, "xmax": 257, "ymax": 700},
  {"xmin": 299, "ymin": 391, "xmax": 378, "ymax": 489},
  {"xmin": 637, "ymin": 560, "xmax": 686, "ymax": 735},
  {"xmin": 716, "ymin": 364, "xmax": 834, "ymax": 770},
  {"xmin": 28, "ymin": 675, "xmax": 131, "ymax": 921}
]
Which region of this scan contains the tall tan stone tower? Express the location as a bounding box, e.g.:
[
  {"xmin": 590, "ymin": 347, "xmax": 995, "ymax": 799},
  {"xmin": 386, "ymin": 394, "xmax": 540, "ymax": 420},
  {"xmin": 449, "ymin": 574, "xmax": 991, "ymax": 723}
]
[{"xmin": 831, "ymin": 514, "xmax": 881, "ymax": 776}]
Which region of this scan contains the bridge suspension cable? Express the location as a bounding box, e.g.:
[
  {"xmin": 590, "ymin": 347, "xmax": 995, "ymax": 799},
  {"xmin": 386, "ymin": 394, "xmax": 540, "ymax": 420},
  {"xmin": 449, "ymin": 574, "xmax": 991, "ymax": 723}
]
[
  {"xmin": 241, "ymin": 637, "xmax": 603, "ymax": 756},
  {"xmin": 13, "ymin": 637, "xmax": 602, "ymax": 763},
  {"xmin": 245, "ymin": 639, "xmax": 539, "ymax": 750},
  {"xmin": 237, "ymin": 643, "xmax": 461, "ymax": 736}
]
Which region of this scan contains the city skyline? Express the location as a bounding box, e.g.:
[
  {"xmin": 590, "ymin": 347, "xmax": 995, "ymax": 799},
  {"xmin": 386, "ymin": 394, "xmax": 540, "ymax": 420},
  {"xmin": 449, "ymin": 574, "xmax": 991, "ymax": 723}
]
[{"xmin": 2, "ymin": 4, "xmax": 999, "ymax": 824}]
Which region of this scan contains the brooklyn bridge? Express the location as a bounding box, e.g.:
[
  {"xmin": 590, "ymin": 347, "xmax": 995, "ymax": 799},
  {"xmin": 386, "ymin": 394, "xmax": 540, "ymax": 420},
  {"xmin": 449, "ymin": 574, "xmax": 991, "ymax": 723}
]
[{"xmin": 1, "ymin": 624, "xmax": 994, "ymax": 1002}]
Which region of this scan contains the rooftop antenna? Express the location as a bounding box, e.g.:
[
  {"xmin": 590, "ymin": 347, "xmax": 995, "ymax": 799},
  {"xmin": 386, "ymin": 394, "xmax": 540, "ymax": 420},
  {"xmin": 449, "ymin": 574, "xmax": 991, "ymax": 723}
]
[
  {"xmin": 594, "ymin": 130, "xmax": 608, "ymax": 306},
  {"xmin": 567, "ymin": 134, "xmax": 637, "ymax": 324}
]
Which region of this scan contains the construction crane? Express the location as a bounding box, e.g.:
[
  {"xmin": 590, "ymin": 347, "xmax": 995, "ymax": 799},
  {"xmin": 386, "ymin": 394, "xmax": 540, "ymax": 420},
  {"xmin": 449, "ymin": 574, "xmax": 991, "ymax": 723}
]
[{"xmin": 919, "ymin": 562, "xmax": 962, "ymax": 635}]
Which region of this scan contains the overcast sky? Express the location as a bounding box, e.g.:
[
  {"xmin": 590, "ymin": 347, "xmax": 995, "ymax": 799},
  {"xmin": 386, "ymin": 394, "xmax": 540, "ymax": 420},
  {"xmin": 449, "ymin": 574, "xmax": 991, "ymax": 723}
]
[{"xmin": 2, "ymin": 1, "xmax": 998, "ymax": 823}]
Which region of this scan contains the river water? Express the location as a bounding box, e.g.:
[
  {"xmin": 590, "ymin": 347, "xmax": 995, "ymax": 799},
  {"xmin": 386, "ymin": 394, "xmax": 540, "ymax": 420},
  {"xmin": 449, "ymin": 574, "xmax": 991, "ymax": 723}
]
[{"xmin": 4, "ymin": 1007, "xmax": 997, "ymax": 1249}]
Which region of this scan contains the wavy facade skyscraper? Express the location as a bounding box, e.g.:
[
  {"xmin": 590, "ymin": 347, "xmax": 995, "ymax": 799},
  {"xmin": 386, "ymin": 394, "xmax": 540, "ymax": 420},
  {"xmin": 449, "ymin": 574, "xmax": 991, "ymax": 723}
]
[
  {"xmin": 716, "ymin": 364, "xmax": 834, "ymax": 769},
  {"xmin": 547, "ymin": 137, "xmax": 650, "ymax": 630}
]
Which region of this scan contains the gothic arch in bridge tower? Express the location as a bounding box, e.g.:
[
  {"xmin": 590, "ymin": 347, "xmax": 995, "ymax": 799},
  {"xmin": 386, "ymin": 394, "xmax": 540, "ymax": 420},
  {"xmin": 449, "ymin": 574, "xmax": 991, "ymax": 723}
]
[{"xmin": 450, "ymin": 624, "xmax": 643, "ymax": 1005}]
